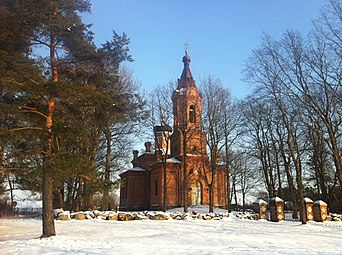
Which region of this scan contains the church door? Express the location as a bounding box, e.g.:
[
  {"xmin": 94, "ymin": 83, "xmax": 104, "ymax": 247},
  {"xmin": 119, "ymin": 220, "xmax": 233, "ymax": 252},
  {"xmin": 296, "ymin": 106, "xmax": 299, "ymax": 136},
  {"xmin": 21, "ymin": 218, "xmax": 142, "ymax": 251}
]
[{"xmin": 190, "ymin": 181, "xmax": 201, "ymax": 206}]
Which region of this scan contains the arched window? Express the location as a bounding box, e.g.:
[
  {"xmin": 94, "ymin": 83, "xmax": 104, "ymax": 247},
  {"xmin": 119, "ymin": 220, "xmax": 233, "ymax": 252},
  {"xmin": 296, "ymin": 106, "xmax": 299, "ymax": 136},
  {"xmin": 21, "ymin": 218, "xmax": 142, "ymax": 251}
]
[
  {"xmin": 155, "ymin": 180, "xmax": 158, "ymax": 196},
  {"xmin": 189, "ymin": 105, "xmax": 196, "ymax": 123}
]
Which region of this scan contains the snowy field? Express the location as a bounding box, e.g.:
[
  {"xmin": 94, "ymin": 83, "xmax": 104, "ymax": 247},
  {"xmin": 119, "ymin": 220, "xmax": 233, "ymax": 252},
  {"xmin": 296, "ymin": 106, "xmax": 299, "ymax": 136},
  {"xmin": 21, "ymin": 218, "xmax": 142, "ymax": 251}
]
[{"xmin": 1, "ymin": 214, "xmax": 342, "ymax": 255}]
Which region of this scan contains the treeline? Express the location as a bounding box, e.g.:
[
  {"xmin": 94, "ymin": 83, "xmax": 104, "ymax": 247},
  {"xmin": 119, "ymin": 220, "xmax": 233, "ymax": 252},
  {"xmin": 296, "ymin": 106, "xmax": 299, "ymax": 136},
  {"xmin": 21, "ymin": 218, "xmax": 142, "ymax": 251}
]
[
  {"xmin": 241, "ymin": 0, "xmax": 341, "ymax": 218},
  {"xmin": 237, "ymin": 0, "xmax": 341, "ymax": 218},
  {"xmin": 0, "ymin": 0, "xmax": 145, "ymax": 236},
  {"xmin": 228, "ymin": 0, "xmax": 341, "ymax": 219},
  {"xmin": 147, "ymin": 0, "xmax": 341, "ymax": 222}
]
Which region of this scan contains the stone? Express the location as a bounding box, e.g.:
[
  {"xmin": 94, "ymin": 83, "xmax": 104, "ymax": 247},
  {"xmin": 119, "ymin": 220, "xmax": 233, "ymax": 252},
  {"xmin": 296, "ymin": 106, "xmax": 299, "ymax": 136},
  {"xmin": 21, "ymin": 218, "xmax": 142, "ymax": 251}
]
[
  {"xmin": 172, "ymin": 215, "xmax": 182, "ymax": 220},
  {"xmin": 93, "ymin": 210, "xmax": 102, "ymax": 217},
  {"xmin": 54, "ymin": 208, "xmax": 64, "ymax": 218},
  {"xmin": 251, "ymin": 214, "xmax": 260, "ymax": 220},
  {"xmin": 332, "ymin": 216, "xmax": 341, "ymax": 222},
  {"xmin": 202, "ymin": 214, "xmax": 212, "ymax": 220},
  {"xmin": 108, "ymin": 213, "xmax": 118, "ymax": 220},
  {"xmin": 117, "ymin": 212, "xmax": 134, "ymax": 221},
  {"xmin": 74, "ymin": 212, "xmax": 86, "ymax": 220},
  {"xmin": 170, "ymin": 213, "xmax": 180, "ymax": 220},
  {"xmin": 152, "ymin": 213, "xmax": 169, "ymax": 220},
  {"xmin": 181, "ymin": 213, "xmax": 193, "ymax": 220},
  {"xmin": 146, "ymin": 212, "xmax": 155, "ymax": 220},
  {"xmin": 86, "ymin": 211, "xmax": 95, "ymax": 219},
  {"xmin": 133, "ymin": 213, "xmax": 148, "ymax": 220},
  {"xmin": 57, "ymin": 213, "xmax": 70, "ymax": 221}
]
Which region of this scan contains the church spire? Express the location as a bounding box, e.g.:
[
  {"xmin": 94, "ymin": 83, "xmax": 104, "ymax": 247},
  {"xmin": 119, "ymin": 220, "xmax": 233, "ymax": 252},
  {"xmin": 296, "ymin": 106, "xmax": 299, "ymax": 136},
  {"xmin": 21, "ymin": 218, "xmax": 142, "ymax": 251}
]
[{"xmin": 177, "ymin": 50, "xmax": 196, "ymax": 89}]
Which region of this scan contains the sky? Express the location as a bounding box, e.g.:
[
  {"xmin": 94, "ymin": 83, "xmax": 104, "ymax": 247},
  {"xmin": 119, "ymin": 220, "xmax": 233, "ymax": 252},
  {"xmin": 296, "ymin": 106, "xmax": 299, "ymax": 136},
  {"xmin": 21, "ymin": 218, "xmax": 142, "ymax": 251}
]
[{"xmin": 82, "ymin": 0, "xmax": 325, "ymax": 99}]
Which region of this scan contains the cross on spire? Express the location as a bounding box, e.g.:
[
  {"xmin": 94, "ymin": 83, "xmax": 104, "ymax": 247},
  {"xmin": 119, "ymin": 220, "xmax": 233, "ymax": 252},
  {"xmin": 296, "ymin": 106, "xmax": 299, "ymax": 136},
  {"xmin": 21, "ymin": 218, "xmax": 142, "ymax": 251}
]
[{"xmin": 184, "ymin": 42, "xmax": 189, "ymax": 54}]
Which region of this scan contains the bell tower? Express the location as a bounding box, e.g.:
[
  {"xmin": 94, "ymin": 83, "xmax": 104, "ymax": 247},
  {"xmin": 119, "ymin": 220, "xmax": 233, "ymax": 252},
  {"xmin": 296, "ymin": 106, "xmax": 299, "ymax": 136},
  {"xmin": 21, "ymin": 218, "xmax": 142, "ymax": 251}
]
[{"xmin": 170, "ymin": 51, "xmax": 207, "ymax": 157}]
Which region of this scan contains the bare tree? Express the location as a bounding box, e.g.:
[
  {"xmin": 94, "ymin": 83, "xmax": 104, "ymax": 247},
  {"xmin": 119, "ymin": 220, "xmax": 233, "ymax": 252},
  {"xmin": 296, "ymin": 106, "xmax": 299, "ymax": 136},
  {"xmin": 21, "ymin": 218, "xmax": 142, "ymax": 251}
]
[
  {"xmin": 148, "ymin": 82, "xmax": 175, "ymax": 212},
  {"xmin": 200, "ymin": 76, "xmax": 241, "ymax": 212},
  {"xmin": 233, "ymin": 152, "xmax": 261, "ymax": 211}
]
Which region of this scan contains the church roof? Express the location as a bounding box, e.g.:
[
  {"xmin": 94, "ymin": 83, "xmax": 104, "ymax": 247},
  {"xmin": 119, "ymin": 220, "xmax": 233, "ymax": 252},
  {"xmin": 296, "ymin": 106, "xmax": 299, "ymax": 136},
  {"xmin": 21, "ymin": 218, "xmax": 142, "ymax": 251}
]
[
  {"xmin": 166, "ymin": 157, "xmax": 181, "ymax": 163},
  {"xmin": 177, "ymin": 50, "xmax": 197, "ymax": 89},
  {"xmin": 150, "ymin": 157, "xmax": 181, "ymax": 167},
  {"xmin": 154, "ymin": 124, "xmax": 172, "ymax": 133},
  {"xmin": 128, "ymin": 166, "xmax": 145, "ymax": 171}
]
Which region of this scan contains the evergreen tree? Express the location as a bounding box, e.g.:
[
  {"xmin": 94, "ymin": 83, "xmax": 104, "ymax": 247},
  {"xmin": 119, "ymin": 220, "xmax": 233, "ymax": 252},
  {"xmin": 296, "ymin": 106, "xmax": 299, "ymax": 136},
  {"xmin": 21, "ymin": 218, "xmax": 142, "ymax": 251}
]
[{"xmin": 0, "ymin": 0, "xmax": 94, "ymax": 237}]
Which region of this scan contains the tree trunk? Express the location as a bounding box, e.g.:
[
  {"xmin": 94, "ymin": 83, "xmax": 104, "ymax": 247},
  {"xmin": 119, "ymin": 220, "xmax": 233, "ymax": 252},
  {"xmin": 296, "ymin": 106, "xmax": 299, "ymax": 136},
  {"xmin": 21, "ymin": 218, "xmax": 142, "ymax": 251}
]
[
  {"xmin": 7, "ymin": 174, "xmax": 14, "ymax": 214},
  {"xmin": 41, "ymin": 95, "xmax": 56, "ymax": 237},
  {"xmin": 162, "ymin": 158, "xmax": 167, "ymax": 212},
  {"xmin": 41, "ymin": 29, "xmax": 58, "ymax": 237},
  {"xmin": 209, "ymin": 184, "xmax": 214, "ymax": 213},
  {"xmin": 226, "ymin": 171, "xmax": 230, "ymax": 211},
  {"xmin": 209, "ymin": 159, "xmax": 216, "ymax": 213},
  {"xmin": 42, "ymin": 167, "xmax": 55, "ymax": 237},
  {"xmin": 182, "ymin": 130, "xmax": 188, "ymax": 213},
  {"xmin": 103, "ymin": 129, "xmax": 111, "ymax": 211}
]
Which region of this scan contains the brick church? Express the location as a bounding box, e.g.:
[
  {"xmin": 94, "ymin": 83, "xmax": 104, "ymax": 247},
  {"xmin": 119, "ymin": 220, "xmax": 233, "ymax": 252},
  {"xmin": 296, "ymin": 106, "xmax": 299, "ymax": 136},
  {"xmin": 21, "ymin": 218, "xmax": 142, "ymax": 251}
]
[{"xmin": 119, "ymin": 51, "xmax": 227, "ymax": 211}]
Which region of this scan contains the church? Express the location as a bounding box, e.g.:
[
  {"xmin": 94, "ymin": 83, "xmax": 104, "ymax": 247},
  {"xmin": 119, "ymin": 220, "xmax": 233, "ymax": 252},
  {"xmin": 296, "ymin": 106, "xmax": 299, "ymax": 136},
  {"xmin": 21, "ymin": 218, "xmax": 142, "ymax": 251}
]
[{"xmin": 119, "ymin": 51, "xmax": 227, "ymax": 211}]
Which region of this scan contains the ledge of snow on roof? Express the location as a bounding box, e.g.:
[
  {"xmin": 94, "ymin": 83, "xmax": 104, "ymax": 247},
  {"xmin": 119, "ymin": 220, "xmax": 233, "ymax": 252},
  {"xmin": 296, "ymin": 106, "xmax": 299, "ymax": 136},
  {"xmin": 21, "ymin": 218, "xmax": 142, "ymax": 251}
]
[
  {"xmin": 128, "ymin": 167, "xmax": 145, "ymax": 171},
  {"xmin": 270, "ymin": 196, "xmax": 283, "ymax": 202},
  {"xmin": 155, "ymin": 157, "xmax": 181, "ymax": 164},
  {"xmin": 304, "ymin": 197, "xmax": 313, "ymax": 203},
  {"xmin": 166, "ymin": 157, "xmax": 181, "ymax": 163},
  {"xmin": 253, "ymin": 198, "xmax": 267, "ymax": 204},
  {"xmin": 313, "ymin": 200, "xmax": 327, "ymax": 205}
]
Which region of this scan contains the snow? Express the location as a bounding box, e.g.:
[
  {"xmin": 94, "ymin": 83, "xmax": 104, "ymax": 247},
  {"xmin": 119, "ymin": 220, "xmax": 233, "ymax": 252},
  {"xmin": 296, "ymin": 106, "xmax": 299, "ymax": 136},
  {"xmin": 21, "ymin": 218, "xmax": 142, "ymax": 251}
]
[
  {"xmin": 270, "ymin": 197, "xmax": 283, "ymax": 202},
  {"xmin": 0, "ymin": 189, "xmax": 42, "ymax": 210},
  {"xmin": 166, "ymin": 157, "xmax": 181, "ymax": 163},
  {"xmin": 128, "ymin": 166, "xmax": 145, "ymax": 171},
  {"xmin": 253, "ymin": 198, "xmax": 267, "ymax": 205},
  {"xmin": 313, "ymin": 200, "xmax": 327, "ymax": 205},
  {"xmin": 304, "ymin": 197, "xmax": 314, "ymax": 203},
  {"xmin": 1, "ymin": 211, "xmax": 342, "ymax": 255}
]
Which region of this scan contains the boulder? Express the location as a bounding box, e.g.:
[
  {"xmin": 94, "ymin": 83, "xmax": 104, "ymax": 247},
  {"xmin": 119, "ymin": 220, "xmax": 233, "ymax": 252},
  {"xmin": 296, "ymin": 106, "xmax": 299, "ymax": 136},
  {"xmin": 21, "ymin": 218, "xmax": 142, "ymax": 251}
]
[
  {"xmin": 202, "ymin": 214, "xmax": 212, "ymax": 220},
  {"xmin": 74, "ymin": 212, "xmax": 86, "ymax": 220},
  {"xmin": 85, "ymin": 213, "xmax": 94, "ymax": 220},
  {"xmin": 108, "ymin": 213, "xmax": 118, "ymax": 220},
  {"xmin": 85, "ymin": 211, "xmax": 95, "ymax": 219},
  {"xmin": 170, "ymin": 213, "xmax": 181, "ymax": 220},
  {"xmin": 54, "ymin": 208, "xmax": 64, "ymax": 218},
  {"xmin": 196, "ymin": 214, "xmax": 203, "ymax": 220},
  {"xmin": 152, "ymin": 213, "xmax": 169, "ymax": 220},
  {"xmin": 170, "ymin": 214, "xmax": 182, "ymax": 220},
  {"xmin": 117, "ymin": 212, "xmax": 134, "ymax": 221},
  {"xmin": 146, "ymin": 212, "xmax": 156, "ymax": 220},
  {"xmin": 57, "ymin": 212, "xmax": 70, "ymax": 221},
  {"xmin": 133, "ymin": 213, "xmax": 148, "ymax": 220},
  {"xmin": 251, "ymin": 214, "xmax": 260, "ymax": 220},
  {"xmin": 93, "ymin": 210, "xmax": 102, "ymax": 217},
  {"xmin": 212, "ymin": 216, "xmax": 222, "ymax": 220},
  {"xmin": 181, "ymin": 213, "xmax": 193, "ymax": 220}
]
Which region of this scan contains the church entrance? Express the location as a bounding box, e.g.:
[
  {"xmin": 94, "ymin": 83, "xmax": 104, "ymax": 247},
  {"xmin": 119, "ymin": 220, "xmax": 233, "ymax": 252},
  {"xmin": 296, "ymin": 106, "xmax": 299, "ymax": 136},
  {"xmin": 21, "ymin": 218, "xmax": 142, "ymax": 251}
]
[{"xmin": 190, "ymin": 181, "xmax": 201, "ymax": 206}]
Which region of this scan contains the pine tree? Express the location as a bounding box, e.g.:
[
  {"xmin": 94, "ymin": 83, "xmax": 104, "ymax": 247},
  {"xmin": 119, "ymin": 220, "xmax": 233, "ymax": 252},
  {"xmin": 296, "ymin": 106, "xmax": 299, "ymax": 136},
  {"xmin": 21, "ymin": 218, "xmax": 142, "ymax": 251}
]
[{"xmin": 0, "ymin": 0, "xmax": 93, "ymax": 237}]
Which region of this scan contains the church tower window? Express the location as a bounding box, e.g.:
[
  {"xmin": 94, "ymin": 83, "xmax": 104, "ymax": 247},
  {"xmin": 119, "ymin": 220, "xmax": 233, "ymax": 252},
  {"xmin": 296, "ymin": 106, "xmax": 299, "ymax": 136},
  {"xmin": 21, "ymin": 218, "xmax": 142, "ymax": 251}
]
[
  {"xmin": 155, "ymin": 180, "xmax": 158, "ymax": 196},
  {"xmin": 189, "ymin": 105, "xmax": 196, "ymax": 123}
]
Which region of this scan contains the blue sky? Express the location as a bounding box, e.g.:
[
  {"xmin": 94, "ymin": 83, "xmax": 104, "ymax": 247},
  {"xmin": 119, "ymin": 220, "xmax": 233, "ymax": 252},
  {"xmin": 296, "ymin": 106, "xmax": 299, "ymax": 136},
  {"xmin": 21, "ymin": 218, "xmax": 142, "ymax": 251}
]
[{"xmin": 83, "ymin": 0, "xmax": 324, "ymax": 99}]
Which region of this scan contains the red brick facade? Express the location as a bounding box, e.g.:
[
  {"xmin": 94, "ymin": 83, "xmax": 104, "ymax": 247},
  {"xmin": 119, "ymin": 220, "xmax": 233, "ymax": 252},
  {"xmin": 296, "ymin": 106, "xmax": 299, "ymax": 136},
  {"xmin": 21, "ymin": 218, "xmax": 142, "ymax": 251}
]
[{"xmin": 119, "ymin": 52, "xmax": 227, "ymax": 211}]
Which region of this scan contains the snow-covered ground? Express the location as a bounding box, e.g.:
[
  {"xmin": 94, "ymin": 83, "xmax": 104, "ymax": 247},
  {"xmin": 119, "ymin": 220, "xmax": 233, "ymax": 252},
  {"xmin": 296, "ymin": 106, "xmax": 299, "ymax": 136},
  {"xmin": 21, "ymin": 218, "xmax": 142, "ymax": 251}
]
[{"xmin": 1, "ymin": 211, "xmax": 341, "ymax": 255}]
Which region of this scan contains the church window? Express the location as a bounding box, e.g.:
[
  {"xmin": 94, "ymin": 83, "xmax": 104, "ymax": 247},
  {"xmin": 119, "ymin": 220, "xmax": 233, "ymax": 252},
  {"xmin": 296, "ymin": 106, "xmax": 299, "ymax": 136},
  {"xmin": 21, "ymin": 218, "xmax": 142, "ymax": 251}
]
[
  {"xmin": 189, "ymin": 105, "xmax": 196, "ymax": 123},
  {"xmin": 125, "ymin": 182, "xmax": 128, "ymax": 199},
  {"xmin": 155, "ymin": 180, "xmax": 158, "ymax": 196}
]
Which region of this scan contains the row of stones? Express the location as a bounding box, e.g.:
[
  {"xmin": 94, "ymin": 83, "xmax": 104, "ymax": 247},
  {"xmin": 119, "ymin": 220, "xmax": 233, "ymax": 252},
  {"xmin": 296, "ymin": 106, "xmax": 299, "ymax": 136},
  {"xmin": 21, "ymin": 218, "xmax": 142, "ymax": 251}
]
[
  {"xmin": 235, "ymin": 211, "xmax": 342, "ymax": 221},
  {"xmin": 327, "ymin": 214, "xmax": 342, "ymax": 222},
  {"xmin": 55, "ymin": 210, "xmax": 229, "ymax": 221}
]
